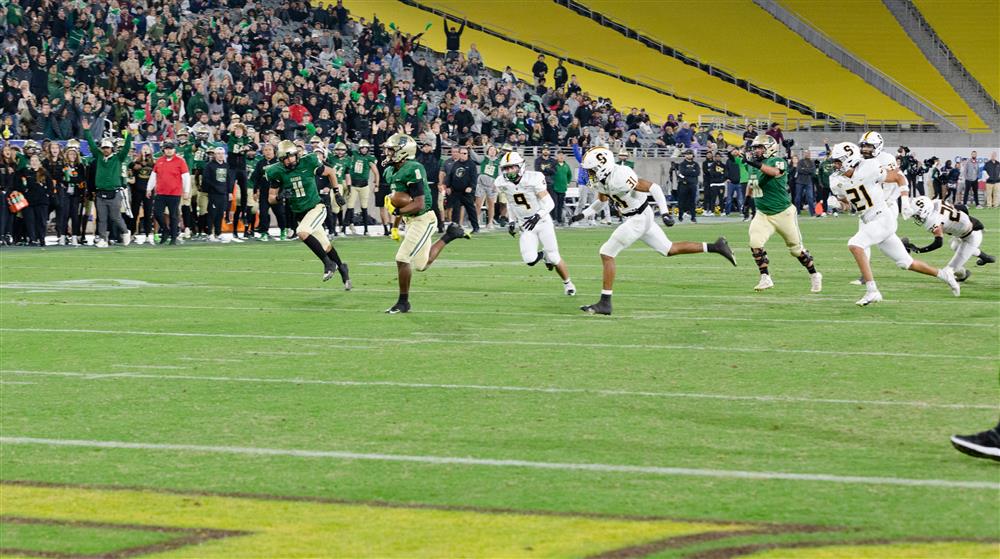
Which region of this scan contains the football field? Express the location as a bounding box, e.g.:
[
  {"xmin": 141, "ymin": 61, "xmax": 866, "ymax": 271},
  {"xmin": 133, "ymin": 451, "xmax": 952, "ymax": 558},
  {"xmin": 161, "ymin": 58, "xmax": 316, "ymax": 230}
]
[{"xmin": 1, "ymin": 214, "xmax": 998, "ymax": 558}]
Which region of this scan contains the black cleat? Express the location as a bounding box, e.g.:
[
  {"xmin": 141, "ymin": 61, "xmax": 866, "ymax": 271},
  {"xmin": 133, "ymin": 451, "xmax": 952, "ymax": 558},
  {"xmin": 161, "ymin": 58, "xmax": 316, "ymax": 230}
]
[
  {"xmin": 950, "ymin": 427, "xmax": 1000, "ymax": 462},
  {"xmin": 442, "ymin": 223, "xmax": 470, "ymax": 242},
  {"xmin": 711, "ymin": 236, "xmax": 737, "ymax": 266},
  {"xmin": 323, "ymin": 266, "xmax": 336, "ymax": 282},
  {"xmin": 385, "ymin": 301, "xmax": 411, "ymax": 314},
  {"xmin": 580, "ymin": 300, "xmax": 612, "ymax": 315},
  {"xmin": 339, "ymin": 262, "xmax": 352, "ymax": 291},
  {"xmin": 661, "ymin": 213, "xmax": 675, "ymax": 227},
  {"xmin": 955, "ymin": 269, "xmax": 971, "ymax": 282},
  {"xmin": 977, "ymin": 252, "xmax": 995, "ymax": 266}
]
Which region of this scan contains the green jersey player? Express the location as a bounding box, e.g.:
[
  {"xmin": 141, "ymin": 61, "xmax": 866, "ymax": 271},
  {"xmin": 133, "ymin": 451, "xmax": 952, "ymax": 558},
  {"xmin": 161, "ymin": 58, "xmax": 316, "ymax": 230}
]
[
  {"xmin": 743, "ymin": 135, "xmax": 822, "ymax": 293},
  {"xmin": 383, "ymin": 133, "xmax": 470, "ymax": 314},
  {"xmin": 266, "ymin": 140, "xmax": 351, "ymax": 289}
]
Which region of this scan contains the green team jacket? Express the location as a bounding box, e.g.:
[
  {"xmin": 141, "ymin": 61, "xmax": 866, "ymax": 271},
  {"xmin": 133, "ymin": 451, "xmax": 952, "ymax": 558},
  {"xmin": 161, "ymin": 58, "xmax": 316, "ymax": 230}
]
[{"xmin": 84, "ymin": 130, "xmax": 132, "ymax": 190}]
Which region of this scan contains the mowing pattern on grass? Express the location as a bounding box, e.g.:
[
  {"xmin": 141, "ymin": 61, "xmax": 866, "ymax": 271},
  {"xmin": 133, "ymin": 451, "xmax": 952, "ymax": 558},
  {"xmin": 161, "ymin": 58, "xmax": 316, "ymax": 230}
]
[{"xmin": 1, "ymin": 216, "xmax": 998, "ymax": 556}]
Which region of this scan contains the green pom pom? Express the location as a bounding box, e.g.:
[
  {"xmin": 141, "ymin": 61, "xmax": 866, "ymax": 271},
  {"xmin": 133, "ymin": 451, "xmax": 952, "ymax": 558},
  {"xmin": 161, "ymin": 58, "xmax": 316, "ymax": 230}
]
[
  {"xmin": 389, "ymin": 22, "xmax": 397, "ymax": 30},
  {"xmin": 145, "ymin": 82, "xmax": 157, "ymax": 93},
  {"xmin": 143, "ymin": 57, "xmax": 153, "ymax": 67},
  {"xmin": 332, "ymin": 57, "xmax": 344, "ymax": 69},
  {"xmin": 180, "ymin": 61, "xmax": 191, "ymax": 72},
  {"xmin": 133, "ymin": 109, "xmax": 146, "ymax": 120},
  {"xmin": 350, "ymin": 91, "xmax": 360, "ymax": 101},
  {"xmin": 160, "ymin": 107, "xmax": 173, "ymax": 117},
  {"xmin": 424, "ymin": 22, "xmax": 433, "ymax": 31},
  {"xmin": 299, "ymin": 69, "xmax": 310, "ymax": 78}
]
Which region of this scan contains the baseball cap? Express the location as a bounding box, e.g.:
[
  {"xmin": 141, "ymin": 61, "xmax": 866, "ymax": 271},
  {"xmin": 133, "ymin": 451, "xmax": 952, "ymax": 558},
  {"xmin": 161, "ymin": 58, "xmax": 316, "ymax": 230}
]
[
  {"xmin": 162, "ymin": 140, "xmax": 176, "ymax": 149},
  {"xmin": 100, "ymin": 139, "xmax": 114, "ymax": 148}
]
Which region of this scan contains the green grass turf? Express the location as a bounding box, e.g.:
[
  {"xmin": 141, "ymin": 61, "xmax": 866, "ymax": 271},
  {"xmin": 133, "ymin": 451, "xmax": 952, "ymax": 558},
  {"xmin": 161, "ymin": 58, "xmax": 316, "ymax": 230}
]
[
  {"xmin": 0, "ymin": 522, "xmax": 177, "ymax": 555},
  {"xmin": 1, "ymin": 212, "xmax": 998, "ymax": 556}
]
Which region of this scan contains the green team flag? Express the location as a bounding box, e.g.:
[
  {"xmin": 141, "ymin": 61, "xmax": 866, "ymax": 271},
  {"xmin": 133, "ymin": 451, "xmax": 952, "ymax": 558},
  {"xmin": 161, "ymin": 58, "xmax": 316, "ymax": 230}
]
[
  {"xmin": 299, "ymin": 69, "xmax": 309, "ymax": 78},
  {"xmin": 389, "ymin": 22, "xmax": 396, "ymax": 30},
  {"xmin": 305, "ymin": 123, "xmax": 317, "ymax": 136},
  {"xmin": 160, "ymin": 107, "xmax": 172, "ymax": 117}
]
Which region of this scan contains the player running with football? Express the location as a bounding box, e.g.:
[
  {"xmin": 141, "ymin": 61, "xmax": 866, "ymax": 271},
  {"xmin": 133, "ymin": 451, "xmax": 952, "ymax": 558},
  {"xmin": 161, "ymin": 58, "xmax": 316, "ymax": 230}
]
[
  {"xmin": 266, "ymin": 140, "xmax": 351, "ymax": 289},
  {"xmin": 571, "ymin": 146, "xmax": 736, "ymax": 315},
  {"xmin": 382, "ymin": 133, "xmax": 470, "ymax": 314},
  {"xmin": 903, "ymin": 196, "xmax": 995, "ymax": 282},
  {"xmin": 495, "ymin": 151, "xmax": 576, "ymax": 296},
  {"xmin": 742, "ymin": 135, "xmax": 823, "ymax": 293},
  {"xmin": 829, "ymin": 142, "xmax": 959, "ymax": 306}
]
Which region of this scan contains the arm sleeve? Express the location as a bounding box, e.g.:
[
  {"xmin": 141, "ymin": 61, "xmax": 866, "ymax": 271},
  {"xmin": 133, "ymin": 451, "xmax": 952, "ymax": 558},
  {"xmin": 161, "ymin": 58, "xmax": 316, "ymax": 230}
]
[
  {"xmin": 648, "ymin": 182, "xmax": 668, "ymax": 214},
  {"xmin": 182, "ymin": 172, "xmax": 191, "ymax": 196},
  {"xmin": 146, "ymin": 170, "xmax": 157, "ymax": 192},
  {"xmin": 581, "ymin": 198, "xmax": 606, "ymax": 218},
  {"xmin": 913, "ymin": 235, "xmax": 943, "ymax": 253},
  {"xmin": 535, "ymin": 191, "xmax": 555, "ymax": 215}
]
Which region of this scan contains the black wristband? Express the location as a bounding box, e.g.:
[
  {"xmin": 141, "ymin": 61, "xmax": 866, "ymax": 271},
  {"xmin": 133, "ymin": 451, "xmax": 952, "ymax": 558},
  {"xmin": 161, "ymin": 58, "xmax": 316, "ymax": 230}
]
[{"xmin": 744, "ymin": 158, "xmax": 762, "ymax": 169}]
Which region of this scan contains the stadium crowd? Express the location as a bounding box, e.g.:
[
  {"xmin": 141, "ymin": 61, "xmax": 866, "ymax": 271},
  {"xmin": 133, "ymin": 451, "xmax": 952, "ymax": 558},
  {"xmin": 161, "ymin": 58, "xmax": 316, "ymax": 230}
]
[{"xmin": 0, "ymin": 0, "xmax": 997, "ymax": 246}]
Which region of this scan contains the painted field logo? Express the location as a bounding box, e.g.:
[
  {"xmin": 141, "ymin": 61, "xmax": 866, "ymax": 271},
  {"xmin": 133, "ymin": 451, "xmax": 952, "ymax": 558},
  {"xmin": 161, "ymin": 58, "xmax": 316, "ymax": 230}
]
[{"xmin": 1, "ymin": 482, "xmax": 995, "ymax": 558}]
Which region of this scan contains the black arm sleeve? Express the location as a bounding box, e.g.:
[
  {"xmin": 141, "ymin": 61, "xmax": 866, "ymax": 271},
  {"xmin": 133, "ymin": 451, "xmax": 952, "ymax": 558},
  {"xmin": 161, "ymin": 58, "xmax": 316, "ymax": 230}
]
[
  {"xmin": 406, "ymin": 181, "xmax": 424, "ymax": 199},
  {"xmin": 914, "ymin": 235, "xmax": 943, "ymax": 254}
]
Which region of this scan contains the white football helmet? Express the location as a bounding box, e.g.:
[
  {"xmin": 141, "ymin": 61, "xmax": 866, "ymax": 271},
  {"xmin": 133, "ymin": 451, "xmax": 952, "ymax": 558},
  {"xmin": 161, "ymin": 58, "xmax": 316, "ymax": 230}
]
[
  {"xmin": 910, "ymin": 196, "xmax": 933, "ymax": 224},
  {"xmin": 581, "ymin": 146, "xmax": 615, "ymax": 183},
  {"xmin": 499, "ymin": 151, "xmax": 525, "ymax": 182},
  {"xmin": 858, "ymin": 131, "xmax": 884, "ymax": 158},
  {"xmin": 830, "ymin": 142, "xmax": 862, "ymax": 172}
]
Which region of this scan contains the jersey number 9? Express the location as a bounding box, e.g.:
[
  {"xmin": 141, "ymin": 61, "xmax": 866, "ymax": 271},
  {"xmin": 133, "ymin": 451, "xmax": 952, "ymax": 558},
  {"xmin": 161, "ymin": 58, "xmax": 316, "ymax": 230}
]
[{"xmin": 513, "ymin": 193, "xmax": 531, "ymax": 209}]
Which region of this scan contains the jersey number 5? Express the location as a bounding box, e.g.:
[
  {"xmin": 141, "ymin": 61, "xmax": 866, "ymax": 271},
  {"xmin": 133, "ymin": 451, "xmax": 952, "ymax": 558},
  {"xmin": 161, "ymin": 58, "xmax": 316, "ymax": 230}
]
[{"xmin": 513, "ymin": 193, "xmax": 532, "ymax": 209}]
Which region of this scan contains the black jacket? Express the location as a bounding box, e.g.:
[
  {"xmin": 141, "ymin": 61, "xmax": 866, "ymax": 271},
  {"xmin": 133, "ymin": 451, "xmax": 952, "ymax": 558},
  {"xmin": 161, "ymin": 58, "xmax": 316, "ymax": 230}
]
[
  {"xmin": 446, "ymin": 159, "xmax": 477, "ymax": 192},
  {"xmin": 677, "ymin": 160, "xmax": 700, "ymax": 186},
  {"xmin": 704, "ymin": 160, "xmax": 727, "ymax": 185},
  {"xmin": 985, "ymin": 160, "xmax": 1000, "ymax": 183},
  {"xmin": 202, "ymin": 160, "xmax": 235, "ymax": 195},
  {"xmin": 725, "ymin": 154, "xmax": 742, "ymax": 183}
]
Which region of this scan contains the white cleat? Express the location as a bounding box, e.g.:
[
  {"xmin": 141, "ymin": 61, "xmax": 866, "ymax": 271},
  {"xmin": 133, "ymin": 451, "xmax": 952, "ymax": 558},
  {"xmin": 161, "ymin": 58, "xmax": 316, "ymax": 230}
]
[
  {"xmin": 147, "ymin": 234, "xmax": 156, "ymax": 245},
  {"xmin": 564, "ymin": 281, "xmax": 577, "ymax": 296},
  {"xmin": 941, "ymin": 267, "xmax": 961, "ymax": 297},
  {"xmin": 810, "ymin": 272, "xmax": 823, "ymax": 293},
  {"xmin": 754, "ymin": 274, "xmax": 774, "ymax": 291},
  {"xmin": 849, "ymin": 277, "xmax": 863, "ymax": 285},
  {"xmin": 122, "ymin": 231, "xmax": 132, "ymax": 246},
  {"xmin": 856, "ymin": 290, "xmax": 883, "ymax": 306},
  {"xmin": 95, "ymin": 238, "xmax": 108, "ymax": 248}
]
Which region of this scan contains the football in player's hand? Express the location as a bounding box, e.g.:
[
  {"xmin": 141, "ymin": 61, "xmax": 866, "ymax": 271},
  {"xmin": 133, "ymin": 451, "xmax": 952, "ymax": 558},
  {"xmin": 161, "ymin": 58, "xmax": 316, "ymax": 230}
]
[{"xmin": 390, "ymin": 191, "xmax": 413, "ymax": 210}]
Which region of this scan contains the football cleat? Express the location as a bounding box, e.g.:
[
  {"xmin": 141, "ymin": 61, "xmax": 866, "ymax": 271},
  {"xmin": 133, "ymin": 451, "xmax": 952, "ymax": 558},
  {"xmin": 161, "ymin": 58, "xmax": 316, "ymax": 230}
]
[
  {"xmin": 977, "ymin": 253, "xmax": 995, "ymax": 266},
  {"xmin": 323, "ymin": 266, "xmax": 337, "ymax": 282},
  {"xmin": 339, "ymin": 263, "xmax": 351, "ymax": 291},
  {"xmin": 810, "ymin": 272, "xmax": 823, "ymax": 293},
  {"xmin": 385, "ymin": 301, "xmax": 411, "ymax": 314},
  {"xmin": 941, "ymin": 267, "xmax": 961, "ymax": 297},
  {"xmin": 564, "ymin": 281, "xmax": 576, "ymax": 296},
  {"xmin": 441, "ymin": 223, "xmax": 471, "ymax": 242},
  {"xmin": 711, "ymin": 237, "xmax": 736, "ymax": 266},
  {"xmin": 950, "ymin": 427, "xmax": 1000, "ymax": 462},
  {"xmin": 855, "ymin": 290, "xmax": 882, "ymax": 306},
  {"xmin": 545, "ymin": 260, "xmax": 555, "ymax": 272},
  {"xmin": 754, "ymin": 274, "xmax": 774, "ymax": 291},
  {"xmin": 955, "ymin": 269, "xmax": 971, "ymax": 283},
  {"xmin": 580, "ymin": 300, "xmax": 612, "ymax": 315},
  {"xmin": 849, "ymin": 277, "xmax": 863, "ymax": 285}
]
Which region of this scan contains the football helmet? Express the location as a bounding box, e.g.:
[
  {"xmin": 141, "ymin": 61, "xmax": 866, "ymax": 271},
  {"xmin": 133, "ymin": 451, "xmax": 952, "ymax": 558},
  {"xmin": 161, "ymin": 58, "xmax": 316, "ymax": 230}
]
[
  {"xmin": 830, "ymin": 142, "xmax": 862, "ymax": 172},
  {"xmin": 910, "ymin": 196, "xmax": 933, "ymax": 224},
  {"xmin": 277, "ymin": 139, "xmax": 300, "ymax": 169},
  {"xmin": 750, "ymin": 134, "xmax": 779, "ymax": 159},
  {"xmin": 499, "ymin": 151, "xmax": 525, "ymax": 182},
  {"xmin": 581, "ymin": 146, "xmax": 615, "ymax": 183},
  {"xmin": 381, "ymin": 133, "xmax": 417, "ymax": 166},
  {"xmin": 859, "ymin": 131, "xmax": 884, "ymax": 158}
]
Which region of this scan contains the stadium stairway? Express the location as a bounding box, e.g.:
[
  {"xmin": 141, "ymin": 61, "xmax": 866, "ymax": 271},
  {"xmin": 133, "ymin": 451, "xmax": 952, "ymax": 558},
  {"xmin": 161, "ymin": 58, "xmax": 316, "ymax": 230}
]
[
  {"xmin": 567, "ymin": 0, "xmax": 927, "ymax": 127},
  {"xmin": 343, "ymin": 0, "xmax": 733, "ymax": 125},
  {"xmin": 398, "ymin": 0, "xmax": 819, "ymax": 121}
]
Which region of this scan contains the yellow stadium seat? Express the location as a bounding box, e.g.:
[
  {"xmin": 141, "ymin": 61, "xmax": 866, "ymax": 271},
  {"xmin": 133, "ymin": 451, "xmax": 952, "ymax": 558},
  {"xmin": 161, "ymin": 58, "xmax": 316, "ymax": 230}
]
[
  {"xmin": 780, "ymin": 0, "xmax": 985, "ymax": 131},
  {"xmin": 913, "ymin": 0, "xmax": 999, "ymax": 100},
  {"xmin": 410, "ymin": 0, "xmax": 815, "ymax": 119},
  {"xmin": 580, "ymin": 0, "xmax": 924, "ymax": 124},
  {"xmin": 343, "ymin": 0, "xmax": 726, "ymax": 125}
]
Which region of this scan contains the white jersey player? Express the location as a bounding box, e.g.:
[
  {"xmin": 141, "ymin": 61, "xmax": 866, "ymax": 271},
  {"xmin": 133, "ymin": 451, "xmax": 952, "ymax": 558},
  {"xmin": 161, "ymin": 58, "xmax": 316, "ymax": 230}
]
[
  {"xmin": 570, "ymin": 147, "xmax": 736, "ymax": 315},
  {"xmin": 830, "ymin": 142, "xmax": 960, "ymax": 306},
  {"xmin": 904, "ymin": 196, "xmax": 994, "ymax": 281},
  {"xmin": 496, "ymin": 152, "xmax": 576, "ymax": 296},
  {"xmin": 859, "ymin": 131, "xmax": 908, "ymax": 217}
]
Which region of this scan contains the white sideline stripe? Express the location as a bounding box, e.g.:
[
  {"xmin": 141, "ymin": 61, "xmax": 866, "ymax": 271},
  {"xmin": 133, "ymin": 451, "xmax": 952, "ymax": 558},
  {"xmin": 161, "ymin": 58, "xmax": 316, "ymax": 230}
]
[
  {"xmin": 244, "ymin": 351, "xmax": 319, "ymax": 356},
  {"xmin": 3, "ymin": 369, "xmax": 992, "ymax": 410},
  {"xmin": 0, "ymin": 381, "xmax": 36, "ymax": 385},
  {"xmin": 4, "ymin": 301, "xmax": 991, "ymax": 328},
  {"xmin": 2, "ymin": 436, "xmax": 996, "ymax": 490},
  {"xmin": 177, "ymin": 357, "xmax": 243, "ymax": 363},
  {"xmin": 112, "ymin": 364, "xmax": 187, "ymax": 370},
  {"xmin": 2, "ymin": 327, "xmax": 994, "ymax": 361}
]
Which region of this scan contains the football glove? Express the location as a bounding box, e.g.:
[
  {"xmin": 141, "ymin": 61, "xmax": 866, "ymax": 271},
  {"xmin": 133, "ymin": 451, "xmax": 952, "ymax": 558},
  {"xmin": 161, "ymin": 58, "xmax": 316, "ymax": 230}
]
[
  {"xmin": 384, "ymin": 194, "xmax": 396, "ymax": 215},
  {"xmin": 334, "ymin": 191, "xmax": 346, "ymax": 207},
  {"xmin": 569, "ymin": 213, "xmax": 585, "ymax": 223},
  {"xmin": 508, "ymin": 220, "xmax": 517, "ymax": 237},
  {"xmin": 661, "ymin": 213, "xmax": 675, "ymax": 227},
  {"xmin": 900, "ymin": 201, "xmax": 914, "ymax": 220},
  {"xmin": 391, "ymin": 227, "xmax": 400, "ymax": 242},
  {"xmin": 900, "ymin": 237, "xmax": 916, "ymax": 253},
  {"xmin": 523, "ymin": 213, "xmax": 541, "ymax": 231}
]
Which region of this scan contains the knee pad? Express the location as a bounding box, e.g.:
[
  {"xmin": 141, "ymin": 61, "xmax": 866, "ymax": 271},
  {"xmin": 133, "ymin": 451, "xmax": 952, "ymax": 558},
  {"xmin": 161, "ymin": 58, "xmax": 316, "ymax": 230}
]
[
  {"xmin": 796, "ymin": 249, "xmax": 812, "ymax": 265},
  {"xmin": 544, "ymin": 250, "xmax": 561, "ymax": 265},
  {"xmin": 751, "ymin": 247, "xmax": 769, "ymax": 268}
]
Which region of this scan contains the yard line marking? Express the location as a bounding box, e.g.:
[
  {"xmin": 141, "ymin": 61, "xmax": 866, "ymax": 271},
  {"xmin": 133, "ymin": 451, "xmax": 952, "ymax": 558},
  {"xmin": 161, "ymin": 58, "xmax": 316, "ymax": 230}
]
[
  {"xmin": 243, "ymin": 351, "xmax": 319, "ymax": 356},
  {"xmin": 177, "ymin": 357, "xmax": 243, "ymax": 363},
  {"xmin": 3, "ymin": 301, "xmax": 996, "ymax": 328},
  {"xmin": 2, "ymin": 436, "xmax": 996, "ymax": 490},
  {"xmin": 3, "ymin": 369, "xmax": 991, "ymax": 410},
  {"xmin": 1, "ymin": 328, "xmax": 994, "ymax": 361},
  {"xmin": 112, "ymin": 364, "xmax": 187, "ymax": 370},
  {"xmin": 0, "ymin": 381, "xmax": 36, "ymax": 385}
]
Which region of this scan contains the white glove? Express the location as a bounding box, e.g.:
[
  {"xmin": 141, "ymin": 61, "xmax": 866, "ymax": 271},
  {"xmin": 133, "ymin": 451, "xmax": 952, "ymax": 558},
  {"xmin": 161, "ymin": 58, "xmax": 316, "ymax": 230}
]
[{"xmin": 900, "ymin": 199, "xmax": 913, "ymax": 220}]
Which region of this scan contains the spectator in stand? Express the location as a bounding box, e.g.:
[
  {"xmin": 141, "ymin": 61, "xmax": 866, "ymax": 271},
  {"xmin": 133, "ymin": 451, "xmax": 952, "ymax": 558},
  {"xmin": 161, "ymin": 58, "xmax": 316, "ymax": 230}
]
[
  {"xmin": 553, "ymin": 60, "xmax": 568, "ymax": 90},
  {"xmin": 765, "ymin": 122, "xmax": 784, "ymax": 146},
  {"xmin": 443, "ymin": 17, "xmax": 465, "ymax": 58},
  {"xmin": 962, "ymin": 151, "xmax": 981, "ymax": 207},
  {"xmin": 675, "ymin": 122, "xmax": 693, "ymax": 148},
  {"xmin": 532, "ymin": 55, "xmax": 548, "ymax": 83},
  {"xmin": 985, "ymin": 152, "xmax": 1000, "ymax": 208},
  {"xmin": 742, "ymin": 124, "xmax": 757, "ymax": 147}
]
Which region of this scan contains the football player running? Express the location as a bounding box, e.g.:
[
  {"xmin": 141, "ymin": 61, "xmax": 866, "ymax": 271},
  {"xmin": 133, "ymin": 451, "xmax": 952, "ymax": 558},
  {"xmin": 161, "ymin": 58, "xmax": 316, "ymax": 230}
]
[
  {"xmin": 495, "ymin": 152, "xmax": 576, "ymax": 296},
  {"xmin": 266, "ymin": 140, "xmax": 351, "ymax": 289},
  {"xmin": 903, "ymin": 196, "xmax": 995, "ymax": 282},
  {"xmin": 829, "ymin": 142, "xmax": 959, "ymax": 306},
  {"xmin": 383, "ymin": 133, "xmax": 470, "ymax": 314},
  {"xmin": 571, "ymin": 147, "xmax": 736, "ymax": 315},
  {"xmin": 742, "ymin": 135, "xmax": 823, "ymax": 293}
]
